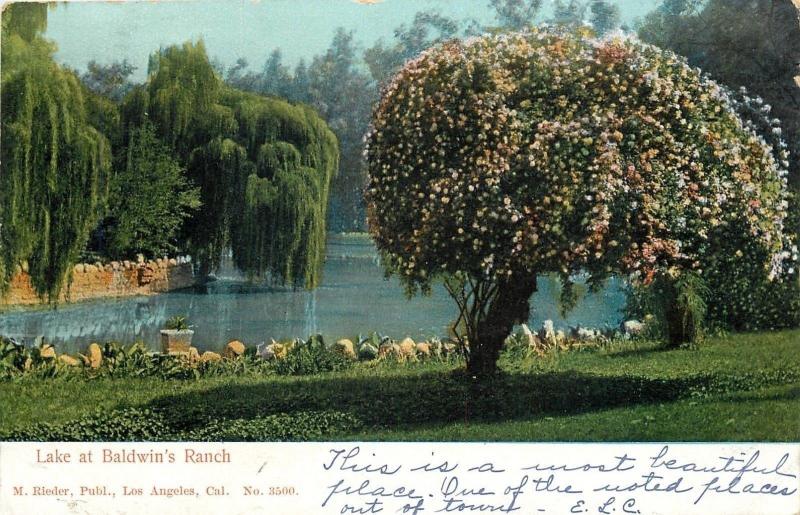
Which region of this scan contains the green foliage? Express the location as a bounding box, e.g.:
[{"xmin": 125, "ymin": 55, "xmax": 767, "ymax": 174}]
[
  {"xmin": 80, "ymin": 59, "xmax": 136, "ymax": 102},
  {"xmin": 2, "ymin": 331, "xmax": 798, "ymax": 441},
  {"xmin": 366, "ymin": 29, "xmax": 793, "ymax": 361},
  {"xmin": 272, "ymin": 337, "xmax": 353, "ymax": 376},
  {"xmin": 124, "ymin": 41, "xmax": 338, "ymax": 287},
  {"xmin": 589, "ymin": 0, "xmax": 622, "ymax": 35},
  {"xmin": 638, "ymin": 0, "xmax": 800, "ymax": 187},
  {"xmin": 0, "ymin": 407, "xmax": 361, "ymax": 442},
  {"xmin": 629, "ymin": 271, "xmax": 710, "ymax": 347},
  {"xmin": 1, "ymin": 408, "xmax": 173, "ymax": 441},
  {"xmin": 104, "ymin": 122, "xmax": 201, "ymax": 259},
  {"xmin": 552, "ymin": 0, "xmax": 588, "ymax": 26},
  {"xmin": 1, "ymin": 3, "xmax": 112, "ymax": 302},
  {"xmin": 236, "ymin": 30, "xmax": 379, "ymax": 232},
  {"xmin": 179, "ymin": 411, "xmax": 362, "ymax": 441},
  {"xmin": 364, "ymin": 12, "xmax": 461, "ymax": 85},
  {"xmin": 164, "ymin": 316, "xmax": 190, "ymax": 331},
  {"xmin": 636, "ymin": 0, "xmax": 800, "ymax": 331},
  {"xmin": 0, "ymin": 2, "xmax": 48, "ymax": 44},
  {"xmin": 487, "ymin": 0, "xmax": 543, "ymax": 31}
]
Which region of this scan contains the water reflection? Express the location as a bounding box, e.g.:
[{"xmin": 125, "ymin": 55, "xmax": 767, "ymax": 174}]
[{"xmin": 0, "ymin": 236, "xmax": 627, "ymax": 353}]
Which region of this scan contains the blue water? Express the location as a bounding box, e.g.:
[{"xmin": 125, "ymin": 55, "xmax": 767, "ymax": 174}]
[{"xmin": 0, "ymin": 235, "xmax": 627, "ymax": 354}]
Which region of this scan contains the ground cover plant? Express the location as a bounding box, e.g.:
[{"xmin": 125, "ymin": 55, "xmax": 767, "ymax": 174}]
[{"xmin": 1, "ymin": 330, "xmax": 797, "ymax": 442}]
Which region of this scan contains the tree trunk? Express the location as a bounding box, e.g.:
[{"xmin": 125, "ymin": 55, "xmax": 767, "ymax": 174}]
[
  {"xmin": 468, "ymin": 274, "xmax": 538, "ymax": 376},
  {"xmin": 664, "ymin": 303, "xmax": 696, "ymax": 347}
]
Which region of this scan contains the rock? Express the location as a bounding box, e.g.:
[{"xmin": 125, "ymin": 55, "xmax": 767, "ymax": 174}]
[
  {"xmin": 136, "ymin": 254, "xmax": 145, "ymax": 264},
  {"xmin": 527, "ymin": 333, "xmax": 543, "ymax": 349},
  {"xmin": 40, "ymin": 345, "xmax": 56, "ymax": 359},
  {"xmin": 169, "ymin": 258, "xmax": 178, "ymax": 266},
  {"xmin": 84, "ymin": 264, "xmax": 97, "ymax": 273},
  {"xmin": 223, "ymin": 340, "xmax": 246, "ymax": 359},
  {"xmin": 58, "ymin": 354, "xmax": 81, "ymax": 367},
  {"xmin": 517, "ymin": 324, "xmax": 539, "ymax": 347},
  {"xmin": 256, "ymin": 341, "xmax": 270, "ymax": 359},
  {"xmin": 95, "ymin": 261, "xmax": 104, "ymax": 270},
  {"xmin": 104, "ymin": 264, "xmax": 113, "ymax": 272},
  {"xmin": 334, "ymin": 339, "xmax": 356, "ymax": 359},
  {"xmin": 358, "ymin": 343, "xmax": 378, "ymax": 360},
  {"xmin": 111, "ymin": 261, "xmax": 121, "ymax": 271},
  {"xmin": 415, "ymin": 342, "xmax": 431, "ymax": 357},
  {"xmin": 258, "ymin": 340, "xmax": 287, "ymax": 360},
  {"xmin": 442, "ymin": 342, "xmax": 457, "ymax": 355},
  {"xmin": 378, "ymin": 343, "xmax": 395, "ymax": 358},
  {"xmin": 398, "ymin": 337, "xmax": 416, "ymax": 358},
  {"xmin": 570, "ymin": 326, "xmax": 600, "ymax": 341},
  {"xmin": 123, "ymin": 260, "xmax": 132, "ymax": 270},
  {"xmin": 74, "ymin": 264, "xmax": 85, "ymax": 274},
  {"xmin": 556, "ymin": 330, "xmax": 566, "ymax": 344},
  {"xmin": 200, "ymin": 351, "xmax": 222, "ymax": 363},
  {"xmin": 88, "ymin": 343, "xmax": 103, "ymax": 369},
  {"xmin": 271, "ymin": 343, "xmax": 288, "ymax": 360},
  {"xmin": 538, "ymin": 320, "xmax": 556, "ymax": 343},
  {"xmin": 188, "ymin": 347, "xmax": 200, "ymax": 361},
  {"xmin": 622, "ymin": 320, "xmax": 645, "ymax": 336}
]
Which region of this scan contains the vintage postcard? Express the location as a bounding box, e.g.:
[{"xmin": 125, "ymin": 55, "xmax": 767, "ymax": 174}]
[{"xmin": 0, "ymin": 0, "xmax": 798, "ymax": 513}]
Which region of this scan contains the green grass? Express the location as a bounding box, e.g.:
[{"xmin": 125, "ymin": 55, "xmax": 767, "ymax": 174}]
[{"xmin": 1, "ymin": 330, "xmax": 798, "ymax": 441}]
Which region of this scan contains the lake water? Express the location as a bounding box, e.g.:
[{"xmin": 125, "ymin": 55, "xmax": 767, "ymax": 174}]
[{"xmin": 0, "ymin": 235, "xmax": 627, "ymax": 353}]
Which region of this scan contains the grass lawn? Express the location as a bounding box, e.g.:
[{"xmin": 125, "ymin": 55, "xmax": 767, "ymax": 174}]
[{"xmin": 1, "ymin": 330, "xmax": 798, "ymax": 441}]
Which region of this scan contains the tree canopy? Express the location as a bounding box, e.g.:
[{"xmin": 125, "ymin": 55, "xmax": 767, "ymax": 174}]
[
  {"xmin": 122, "ymin": 41, "xmax": 338, "ymax": 287},
  {"xmin": 638, "ymin": 0, "xmax": 800, "ymax": 187},
  {"xmin": 366, "ymin": 29, "xmax": 792, "ymax": 372},
  {"xmin": 103, "ymin": 121, "xmax": 201, "ymax": 259},
  {"xmin": 1, "ymin": 3, "xmax": 112, "ymax": 302}
]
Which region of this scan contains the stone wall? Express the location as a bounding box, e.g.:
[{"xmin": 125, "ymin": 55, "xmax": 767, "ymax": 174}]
[{"xmin": 1, "ymin": 257, "xmax": 197, "ymax": 307}]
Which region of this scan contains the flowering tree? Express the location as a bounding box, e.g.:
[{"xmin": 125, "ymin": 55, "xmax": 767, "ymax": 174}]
[{"xmin": 365, "ymin": 29, "xmax": 792, "ymax": 374}]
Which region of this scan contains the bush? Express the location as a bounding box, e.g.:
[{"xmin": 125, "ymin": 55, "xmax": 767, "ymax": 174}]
[
  {"xmin": 628, "ymin": 271, "xmax": 709, "ymax": 347},
  {"xmin": 0, "ymin": 407, "xmax": 362, "ymax": 442},
  {"xmin": 1, "ymin": 408, "xmax": 172, "ymax": 441},
  {"xmin": 364, "ymin": 28, "xmax": 793, "ymax": 370},
  {"xmin": 272, "ymin": 335, "xmax": 353, "ymax": 376},
  {"xmin": 164, "ymin": 315, "xmax": 190, "ymax": 331}
]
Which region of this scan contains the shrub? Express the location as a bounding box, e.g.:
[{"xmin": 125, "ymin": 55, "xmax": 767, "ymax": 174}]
[
  {"xmin": 630, "ymin": 271, "xmax": 710, "ymax": 347},
  {"xmin": 0, "ymin": 408, "xmax": 362, "ymax": 442},
  {"xmin": 272, "ymin": 336, "xmax": 353, "ymax": 376},
  {"xmin": 1, "ymin": 408, "xmax": 172, "ymax": 441},
  {"xmin": 164, "ymin": 315, "xmax": 190, "ymax": 331},
  {"xmin": 365, "ymin": 28, "xmax": 793, "ymax": 372}
]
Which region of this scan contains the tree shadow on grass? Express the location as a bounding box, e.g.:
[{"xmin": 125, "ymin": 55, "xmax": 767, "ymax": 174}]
[
  {"xmin": 145, "ymin": 369, "xmax": 713, "ymax": 439},
  {"xmin": 598, "ymin": 345, "xmax": 675, "ymax": 360}
]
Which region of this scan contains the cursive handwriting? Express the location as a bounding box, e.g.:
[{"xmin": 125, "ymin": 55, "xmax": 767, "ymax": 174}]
[{"xmin": 319, "ymin": 445, "xmax": 798, "ymax": 514}]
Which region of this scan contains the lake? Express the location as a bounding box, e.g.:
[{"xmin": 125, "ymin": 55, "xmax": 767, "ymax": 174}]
[{"xmin": 0, "ymin": 235, "xmax": 627, "ymax": 353}]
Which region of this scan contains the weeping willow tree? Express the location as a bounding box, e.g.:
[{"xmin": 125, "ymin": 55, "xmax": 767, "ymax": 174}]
[
  {"xmin": 122, "ymin": 42, "xmax": 338, "ymax": 288},
  {"xmin": 1, "ymin": 3, "xmax": 112, "ymax": 302}
]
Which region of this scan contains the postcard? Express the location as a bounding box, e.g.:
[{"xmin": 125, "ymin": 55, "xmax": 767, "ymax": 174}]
[{"xmin": 0, "ymin": 0, "xmax": 798, "ymax": 513}]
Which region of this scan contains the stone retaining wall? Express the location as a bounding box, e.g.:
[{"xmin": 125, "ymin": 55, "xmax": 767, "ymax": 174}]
[{"xmin": 1, "ymin": 257, "xmax": 197, "ymax": 306}]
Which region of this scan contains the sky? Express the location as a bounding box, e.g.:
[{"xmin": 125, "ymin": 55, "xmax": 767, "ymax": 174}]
[{"xmin": 43, "ymin": 0, "xmax": 662, "ymax": 82}]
